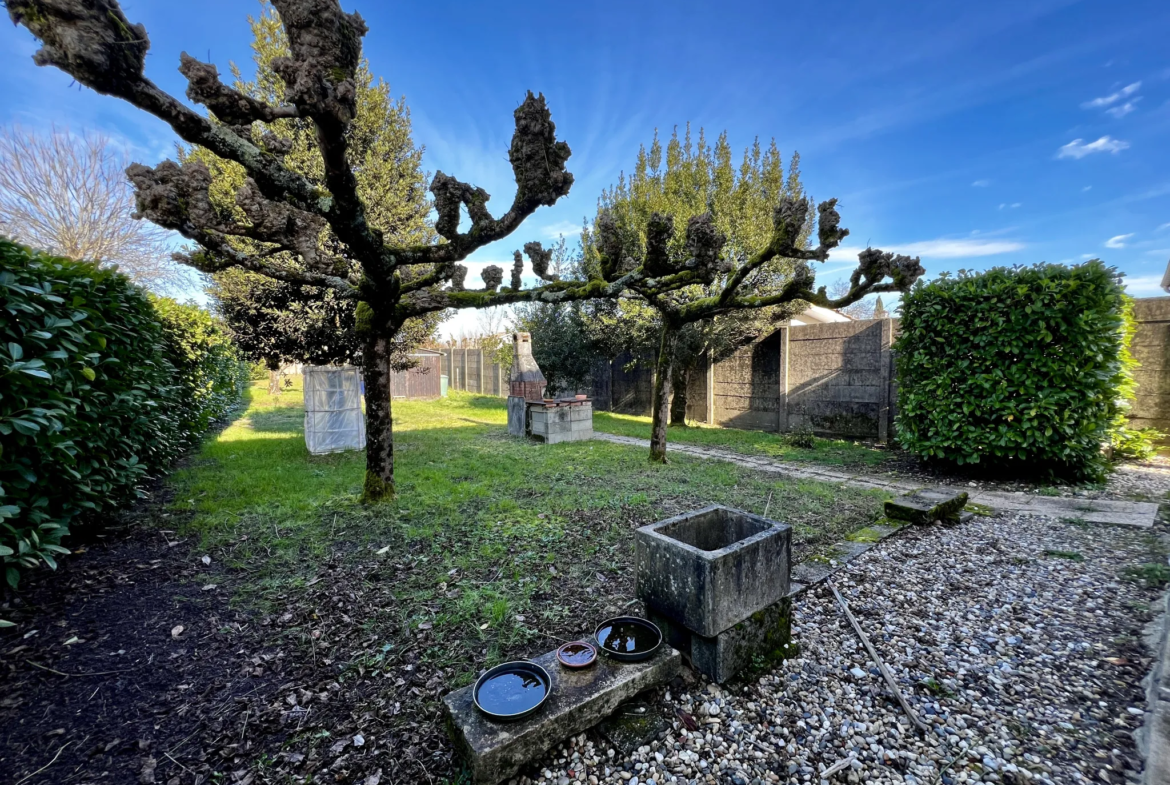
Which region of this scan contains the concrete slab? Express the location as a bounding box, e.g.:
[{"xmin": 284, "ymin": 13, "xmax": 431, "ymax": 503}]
[
  {"xmin": 885, "ymin": 488, "xmax": 969, "ymax": 525},
  {"xmin": 592, "ymin": 433, "xmax": 1159, "ymax": 527},
  {"xmin": 444, "ymin": 646, "xmax": 680, "ymax": 784}
]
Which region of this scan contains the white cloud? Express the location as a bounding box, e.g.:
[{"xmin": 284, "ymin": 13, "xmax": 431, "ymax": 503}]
[
  {"xmin": 1122, "ymin": 275, "xmax": 1166, "ymax": 296},
  {"xmin": 894, "ymin": 239, "xmax": 1024, "ymax": 258},
  {"xmin": 829, "ymin": 239, "xmax": 1024, "ymax": 262},
  {"xmin": 997, "ymin": 202, "xmax": 1022, "ymax": 210},
  {"xmin": 1082, "ymin": 185, "xmax": 1092, "ymax": 192},
  {"xmin": 539, "ymin": 220, "xmax": 583, "ymax": 240},
  {"xmin": 1057, "ymin": 136, "xmax": 1130, "ymax": 159},
  {"xmin": 1082, "ymin": 81, "xmax": 1141, "ymax": 109},
  {"xmin": 1105, "ymin": 98, "xmax": 1141, "ymax": 118},
  {"xmin": 971, "ymin": 179, "xmax": 991, "ymax": 187},
  {"xmin": 1158, "ymin": 223, "xmax": 1170, "ymax": 232},
  {"xmin": 1104, "ymin": 233, "xmax": 1134, "ymax": 248}
]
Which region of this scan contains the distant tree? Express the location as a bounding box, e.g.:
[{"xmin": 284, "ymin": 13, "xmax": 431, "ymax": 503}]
[
  {"xmin": 588, "ymin": 128, "xmax": 924, "ymax": 461},
  {"xmin": 513, "ymin": 237, "xmax": 605, "ymax": 393},
  {"xmin": 829, "ymin": 279, "xmax": 876, "ymax": 319},
  {"xmin": 0, "ymin": 126, "xmax": 188, "ymax": 292}
]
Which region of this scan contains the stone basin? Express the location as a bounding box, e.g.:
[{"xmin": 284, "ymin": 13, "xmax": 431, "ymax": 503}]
[{"xmin": 635, "ymin": 505, "xmax": 791, "ymax": 638}]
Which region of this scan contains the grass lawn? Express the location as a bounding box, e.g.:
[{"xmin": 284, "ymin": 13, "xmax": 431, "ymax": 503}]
[
  {"xmin": 592, "ymin": 409, "xmax": 890, "ymax": 468},
  {"xmin": 165, "ymin": 383, "xmax": 888, "ymax": 780}
]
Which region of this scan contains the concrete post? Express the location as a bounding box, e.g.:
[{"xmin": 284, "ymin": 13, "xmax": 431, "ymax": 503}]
[
  {"xmin": 878, "ymin": 319, "xmax": 892, "ymax": 443},
  {"xmin": 460, "ymin": 348, "xmax": 468, "ymax": 392},
  {"xmin": 777, "ymin": 326, "xmax": 789, "ymax": 433},
  {"xmin": 705, "ymin": 352, "xmax": 715, "ymax": 425}
]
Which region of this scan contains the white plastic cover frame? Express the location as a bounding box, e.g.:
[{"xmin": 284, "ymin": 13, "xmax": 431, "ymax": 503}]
[{"xmin": 303, "ymin": 365, "xmax": 366, "ymax": 455}]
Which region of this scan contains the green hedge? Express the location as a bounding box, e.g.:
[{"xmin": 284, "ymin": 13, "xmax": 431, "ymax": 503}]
[
  {"xmin": 1, "ymin": 239, "xmax": 246, "ymax": 588},
  {"xmin": 894, "ymin": 260, "xmax": 1128, "ymax": 479}
]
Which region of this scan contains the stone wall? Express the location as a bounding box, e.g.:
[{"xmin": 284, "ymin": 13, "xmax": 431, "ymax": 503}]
[
  {"xmin": 589, "ymin": 319, "xmax": 898, "ymax": 441},
  {"xmin": 1130, "ymin": 297, "xmax": 1170, "ymax": 437},
  {"xmin": 441, "ymin": 348, "xmax": 508, "ymax": 396}
]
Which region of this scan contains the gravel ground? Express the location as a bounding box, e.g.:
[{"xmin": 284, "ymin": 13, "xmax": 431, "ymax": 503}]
[
  {"xmin": 1102, "ymin": 459, "xmax": 1170, "ymax": 501},
  {"xmin": 521, "ymin": 514, "xmax": 1168, "ymax": 785}
]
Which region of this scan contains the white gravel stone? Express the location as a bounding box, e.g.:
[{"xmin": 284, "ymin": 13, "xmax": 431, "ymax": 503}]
[{"xmin": 523, "ymin": 512, "xmax": 1166, "ymax": 785}]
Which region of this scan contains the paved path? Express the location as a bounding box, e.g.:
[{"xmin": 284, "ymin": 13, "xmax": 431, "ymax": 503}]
[{"xmin": 596, "ymin": 433, "xmax": 1161, "ymax": 527}]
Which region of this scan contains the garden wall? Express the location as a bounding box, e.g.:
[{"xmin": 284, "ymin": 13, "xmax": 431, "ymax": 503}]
[
  {"xmin": 590, "ymin": 319, "xmax": 899, "ymax": 441},
  {"xmin": 1129, "ymin": 296, "xmax": 1170, "ymax": 437},
  {"xmin": 448, "ymin": 296, "xmax": 1169, "ymax": 443},
  {"xmin": 441, "ymin": 348, "xmax": 509, "ymax": 396}
]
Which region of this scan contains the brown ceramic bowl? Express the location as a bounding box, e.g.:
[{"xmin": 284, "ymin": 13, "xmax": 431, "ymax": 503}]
[{"xmin": 556, "ymin": 640, "xmax": 597, "ymax": 669}]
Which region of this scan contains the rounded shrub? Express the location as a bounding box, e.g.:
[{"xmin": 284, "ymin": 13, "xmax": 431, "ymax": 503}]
[{"xmin": 894, "ymin": 260, "xmax": 1128, "ymax": 480}]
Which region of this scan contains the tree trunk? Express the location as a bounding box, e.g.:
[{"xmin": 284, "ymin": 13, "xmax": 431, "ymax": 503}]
[
  {"xmin": 361, "ymin": 333, "xmax": 395, "ymax": 502},
  {"xmin": 670, "ymin": 364, "xmax": 689, "ymax": 426},
  {"xmin": 649, "ymin": 325, "xmax": 679, "ymax": 463},
  {"xmin": 266, "ymin": 358, "xmax": 282, "ymax": 395}
]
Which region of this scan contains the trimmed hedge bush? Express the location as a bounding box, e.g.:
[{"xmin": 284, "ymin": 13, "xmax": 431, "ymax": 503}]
[
  {"xmin": 1, "ymin": 238, "xmax": 246, "ymax": 588},
  {"xmin": 894, "ymin": 260, "xmax": 1128, "ymax": 479}
]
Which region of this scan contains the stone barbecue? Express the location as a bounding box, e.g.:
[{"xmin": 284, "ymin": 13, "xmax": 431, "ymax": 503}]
[
  {"xmin": 506, "ymin": 332, "xmax": 594, "ymax": 443},
  {"xmin": 509, "ymin": 331, "xmax": 545, "ymax": 401}
]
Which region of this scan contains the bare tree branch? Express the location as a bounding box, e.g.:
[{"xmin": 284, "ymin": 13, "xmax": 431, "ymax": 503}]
[{"xmin": 0, "ymin": 125, "xmax": 189, "ymax": 292}]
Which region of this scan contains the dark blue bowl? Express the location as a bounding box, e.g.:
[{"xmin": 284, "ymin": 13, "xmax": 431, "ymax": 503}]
[{"xmin": 472, "ymin": 660, "xmax": 552, "ymax": 722}]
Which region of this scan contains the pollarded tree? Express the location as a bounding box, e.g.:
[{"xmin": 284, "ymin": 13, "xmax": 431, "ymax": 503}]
[
  {"xmin": 5, "ymin": 0, "xmax": 647, "ymax": 499},
  {"xmin": 583, "ymin": 128, "xmax": 812, "ymax": 428},
  {"xmin": 199, "ymin": 3, "xmax": 444, "ymax": 389},
  {"xmin": 588, "ymin": 133, "xmax": 926, "ymax": 460}
]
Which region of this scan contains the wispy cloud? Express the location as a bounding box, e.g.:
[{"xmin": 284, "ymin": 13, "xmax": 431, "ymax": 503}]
[
  {"xmin": 894, "ymin": 239, "xmax": 1025, "ymax": 258},
  {"xmin": 1105, "ymin": 98, "xmax": 1141, "ymax": 118},
  {"xmin": 1158, "ymin": 223, "xmax": 1170, "ymax": 232},
  {"xmin": 1082, "ymin": 185, "xmax": 1092, "ymax": 192},
  {"xmin": 1057, "ymin": 136, "xmax": 1130, "ymax": 159},
  {"xmin": 1105, "ymin": 233, "xmax": 1134, "ymax": 248},
  {"xmin": 829, "ymin": 239, "xmax": 1024, "ymax": 262},
  {"xmin": 998, "ymin": 202, "xmax": 1022, "ymax": 210},
  {"xmin": 971, "ymin": 179, "xmax": 991, "ymax": 187},
  {"xmin": 1082, "ymin": 81, "xmax": 1141, "ymax": 109},
  {"xmin": 539, "ymin": 220, "xmax": 583, "ymax": 240}
]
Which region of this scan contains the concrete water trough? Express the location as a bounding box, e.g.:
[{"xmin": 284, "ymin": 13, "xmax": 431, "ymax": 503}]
[
  {"xmin": 636, "ymin": 505, "xmax": 791, "ymax": 638},
  {"xmin": 635, "ymin": 505, "xmax": 793, "ymax": 682}
]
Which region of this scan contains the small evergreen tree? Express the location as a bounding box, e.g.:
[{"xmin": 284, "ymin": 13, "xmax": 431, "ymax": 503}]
[{"xmin": 586, "ymin": 127, "xmax": 923, "ymax": 460}]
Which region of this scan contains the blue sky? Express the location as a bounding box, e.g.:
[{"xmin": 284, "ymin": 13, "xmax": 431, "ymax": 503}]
[{"xmin": 3, "ymin": 0, "xmax": 1168, "ymax": 337}]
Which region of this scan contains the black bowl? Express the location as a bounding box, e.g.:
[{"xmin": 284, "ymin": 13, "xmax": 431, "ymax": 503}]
[
  {"xmin": 472, "ymin": 661, "xmax": 552, "ymax": 722},
  {"xmin": 593, "ymin": 616, "xmax": 662, "ymax": 662}
]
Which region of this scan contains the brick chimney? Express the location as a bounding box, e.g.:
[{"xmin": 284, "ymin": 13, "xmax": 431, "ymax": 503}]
[{"xmin": 509, "ymin": 332, "xmax": 546, "ymax": 401}]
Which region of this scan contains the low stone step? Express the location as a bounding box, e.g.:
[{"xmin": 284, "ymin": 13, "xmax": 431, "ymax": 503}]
[
  {"xmin": 443, "ymin": 645, "xmax": 680, "ymax": 784},
  {"xmin": 885, "ymin": 488, "xmax": 969, "ymax": 525}
]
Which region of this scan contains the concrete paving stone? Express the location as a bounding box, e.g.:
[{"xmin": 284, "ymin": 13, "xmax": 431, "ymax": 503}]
[{"xmin": 443, "ymin": 645, "xmax": 680, "ymax": 784}]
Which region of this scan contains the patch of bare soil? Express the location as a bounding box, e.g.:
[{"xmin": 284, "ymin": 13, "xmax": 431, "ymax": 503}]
[{"xmin": 0, "ymin": 502, "xmax": 644, "ymax": 784}]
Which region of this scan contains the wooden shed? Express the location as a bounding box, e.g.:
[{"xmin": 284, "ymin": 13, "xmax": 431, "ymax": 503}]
[{"xmin": 390, "ymin": 349, "xmax": 443, "ymax": 399}]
